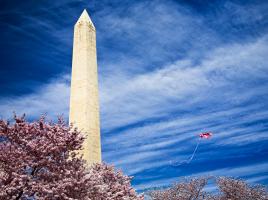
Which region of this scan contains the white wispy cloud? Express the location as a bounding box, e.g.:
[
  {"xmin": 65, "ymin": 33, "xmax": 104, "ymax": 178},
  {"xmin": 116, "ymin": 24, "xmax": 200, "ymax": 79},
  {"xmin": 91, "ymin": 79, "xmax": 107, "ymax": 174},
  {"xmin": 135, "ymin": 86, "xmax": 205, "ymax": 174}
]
[
  {"xmin": 0, "ymin": 75, "xmax": 70, "ymax": 120},
  {"xmin": 100, "ymin": 35, "xmax": 268, "ymax": 130}
]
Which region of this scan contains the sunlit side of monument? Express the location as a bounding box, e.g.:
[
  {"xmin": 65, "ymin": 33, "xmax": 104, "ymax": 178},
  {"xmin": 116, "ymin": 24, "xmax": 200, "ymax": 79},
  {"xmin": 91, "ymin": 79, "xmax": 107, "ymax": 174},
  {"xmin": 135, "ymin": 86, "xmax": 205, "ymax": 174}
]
[{"xmin": 69, "ymin": 10, "xmax": 101, "ymax": 165}]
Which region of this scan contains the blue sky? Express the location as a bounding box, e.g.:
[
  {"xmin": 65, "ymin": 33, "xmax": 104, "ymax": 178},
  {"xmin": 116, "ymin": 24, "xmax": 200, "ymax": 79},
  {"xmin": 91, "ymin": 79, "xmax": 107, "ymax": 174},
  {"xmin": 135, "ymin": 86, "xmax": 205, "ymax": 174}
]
[{"xmin": 0, "ymin": 0, "xmax": 268, "ymax": 193}]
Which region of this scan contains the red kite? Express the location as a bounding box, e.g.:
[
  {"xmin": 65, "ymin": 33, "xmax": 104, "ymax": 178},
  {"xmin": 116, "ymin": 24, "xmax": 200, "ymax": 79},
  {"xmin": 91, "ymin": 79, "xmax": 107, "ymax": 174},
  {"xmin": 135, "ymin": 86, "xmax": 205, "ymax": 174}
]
[
  {"xmin": 170, "ymin": 132, "xmax": 213, "ymax": 167},
  {"xmin": 199, "ymin": 132, "xmax": 213, "ymax": 139}
]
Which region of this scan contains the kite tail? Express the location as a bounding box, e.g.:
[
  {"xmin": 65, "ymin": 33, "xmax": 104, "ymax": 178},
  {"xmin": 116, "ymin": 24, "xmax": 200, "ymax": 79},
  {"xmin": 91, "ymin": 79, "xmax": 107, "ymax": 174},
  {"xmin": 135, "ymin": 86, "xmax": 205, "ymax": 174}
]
[
  {"xmin": 186, "ymin": 138, "xmax": 201, "ymax": 164},
  {"xmin": 170, "ymin": 138, "xmax": 201, "ymax": 167}
]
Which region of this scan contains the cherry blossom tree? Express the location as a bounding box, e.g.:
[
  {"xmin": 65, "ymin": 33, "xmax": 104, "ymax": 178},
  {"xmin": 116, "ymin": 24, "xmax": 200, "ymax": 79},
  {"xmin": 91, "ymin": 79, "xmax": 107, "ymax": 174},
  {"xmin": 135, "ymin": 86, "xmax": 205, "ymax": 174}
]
[
  {"xmin": 217, "ymin": 177, "xmax": 268, "ymax": 200},
  {"xmin": 86, "ymin": 163, "xmax": 143, "ymax": 200},
  {"xmin": 148, "ymin": 177, "xmax": 268, "ymax": 200},
  {"xmin": 0, "ymin": 115, "xmax": 143, "ymax": 200},
  {"xmin": 148, "ymin": 177, "xmax": 211, "ymax": 200}
]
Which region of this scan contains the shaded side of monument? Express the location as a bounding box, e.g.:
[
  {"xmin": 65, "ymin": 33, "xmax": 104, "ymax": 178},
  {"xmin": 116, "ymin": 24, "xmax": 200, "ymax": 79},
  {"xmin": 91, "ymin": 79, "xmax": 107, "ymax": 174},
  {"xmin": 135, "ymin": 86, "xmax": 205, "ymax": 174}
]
[{"xmin": 69, "ymin": 9, "xmax": 101, "ymax": 165}]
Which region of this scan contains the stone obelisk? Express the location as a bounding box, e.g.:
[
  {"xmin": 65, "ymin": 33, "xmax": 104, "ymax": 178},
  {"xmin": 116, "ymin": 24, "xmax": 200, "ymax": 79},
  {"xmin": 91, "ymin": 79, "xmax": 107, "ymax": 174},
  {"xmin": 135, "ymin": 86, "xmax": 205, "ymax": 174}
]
[{"xmin": 69, "ymin": 9, "xmax": 101, "ymax": 165}]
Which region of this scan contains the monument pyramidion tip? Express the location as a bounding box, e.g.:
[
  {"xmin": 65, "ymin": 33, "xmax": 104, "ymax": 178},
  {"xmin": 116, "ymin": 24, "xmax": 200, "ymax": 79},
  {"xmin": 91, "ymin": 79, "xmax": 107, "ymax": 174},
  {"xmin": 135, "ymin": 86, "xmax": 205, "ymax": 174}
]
[{"xmin": 76, "ymin": 9, "xmax": 95, "ymax": 29}]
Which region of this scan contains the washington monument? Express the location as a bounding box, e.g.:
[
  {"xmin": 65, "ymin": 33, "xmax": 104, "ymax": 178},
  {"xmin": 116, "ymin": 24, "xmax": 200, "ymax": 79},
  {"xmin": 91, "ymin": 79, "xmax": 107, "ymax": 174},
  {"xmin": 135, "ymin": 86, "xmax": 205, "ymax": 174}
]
[{"xmin": 69, "ymin": 10, "xmax": 101, "ymax": 165}]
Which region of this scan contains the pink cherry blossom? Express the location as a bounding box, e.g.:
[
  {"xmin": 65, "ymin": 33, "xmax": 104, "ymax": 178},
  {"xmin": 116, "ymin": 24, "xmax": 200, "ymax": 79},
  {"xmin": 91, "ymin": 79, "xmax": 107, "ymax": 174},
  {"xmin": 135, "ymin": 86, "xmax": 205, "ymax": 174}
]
[{"xmin": 0, "ymin": 115, "xmax": 143, "ymax": 200}]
